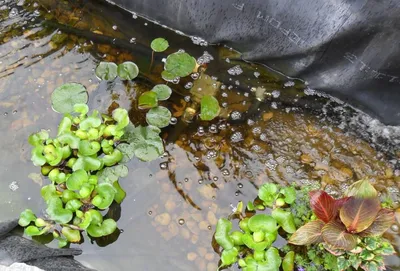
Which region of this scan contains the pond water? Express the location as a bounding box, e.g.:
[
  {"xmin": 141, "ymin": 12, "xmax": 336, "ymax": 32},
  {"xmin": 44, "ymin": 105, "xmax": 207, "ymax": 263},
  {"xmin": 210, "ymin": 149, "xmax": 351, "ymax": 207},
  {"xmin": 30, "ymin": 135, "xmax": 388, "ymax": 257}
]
[{"xmin": 0, "ymin": 0, "xmax": 399, "ymax": 270}]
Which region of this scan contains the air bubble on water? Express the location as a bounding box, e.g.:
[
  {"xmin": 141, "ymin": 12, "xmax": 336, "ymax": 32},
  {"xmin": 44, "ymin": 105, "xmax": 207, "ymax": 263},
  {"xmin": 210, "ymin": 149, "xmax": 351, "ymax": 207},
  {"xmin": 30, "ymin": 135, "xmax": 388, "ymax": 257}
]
[
  {"xmin": 237, "ymin": 183, "xmax": 243, "ymax": 188},
  {"xmin": 265, "ymin": 159, "xmax": 278, "ymax": 170},
  {"xmin": 231, "ymin": 131, "xmax": 243, "ymax": 143},
  {"xmin": 244, "ymin": 92, "xmax": 249, "ymax": 97},
  {"xmin": 172, "ymin": 77, "xmax": 180, "ymax": 84},
  {"xmin": 197, "ymin": 126, "xmax": 205, "ymax": 135},
  {"xmin": 254, "ymin": 72, "xmax": 260, "ymax": 78},
  {"xmin": 209, "ymin": 124, "xmax": 218, "ymax": 133},
  {"xmin": 213, "ymin": 176, "xmax": 218, "ymax": 182},
  {"xmin": 228, "ymin": 85, "xmax": 233, "ymax": 90},
  {"xmin": 178, "ymin": 219, "xmax": 185, "ymax": 225},
  {"xmin": 230, "ymin": 111, "xmax": 241, "ymax": 120},
  {"xmin": 198, "ymin": 179, "xmax": 203, "ymax": 184},
  {"xmin": 184, "ymin": 96, "xmax": 191, "ymax": 102},
  {"xmin": 9, "ymin": 8, "xmax": 18, "ymax": 18},
  {"xmin": 4, "ymin": 112, "xmax": 8, "ymax": 116},
  {"xmin": 221, "ymin": 92, "xmax": 228, "ymax": 98},
  {"xmin": 197, "ymin": 51, "xmax": 214, "ymax": 64},
  {"xmin": 159, "ymin": 162, "xmax": 168, "ymax": 170},
  {"xmin": 252, "ymin": 127, "xmax": 261, "ymax": 135},
  {"xmin": 235, "ymin": 191, "xmax": 240, "ymax": 196},
  {"xmin": 9, "ymin": 181, "xmax": 19, "ymax": 191},
  {"xmin": 132, "ymin": 12, "xmax": 138, "ymax": 19},
  {"xmin": 33, "ymin": 10, "xmax": 40, "ymax": 16},
  {"xmin": 161, "ymin": 58, "xmax": 166, "ymax": 63},
  {"xmin": 191, "ymin": 73, "xmax": 199, "ymax": 80},
  {"xmin": 247, "ymin": 119, "xmax": 255, "ymax": 126},
  {"xmin": 225, "ymin": 58, "xmax": 230, "ymax": 63},
  {"xmin": 148, "ymin": 210, "xmax": 153, "ymax": 215},
  {"xmin": 12, "ymin": 110, "xmax": 17, "ymax": 114},
  {"xmin": 222, "ymin": 102, "xmax": 228, "ymax": 108},
  {"xmin": 221, "ymin": 85, "xmax": 226, "ymax": 90},
  {"xmin": 251, "ymin": 144, "xmax": 262, "ymax": 152},
  {"xmin": 235, "ymin": 80, "xmax": 240, "ymax": 86},
  {"xmin": 222, "ymin": 169, "xmax": 230, "ymax": 176},
  {"xmin": 271, "ymin": 102, "xmax": 278, "ymax": 109},
  {"xmin": 391, "ymin": 224, "xmax": 399, "ymax": 232},
  {"xmin": 211, "ymin": 76, "xmax": 218, "ymax": 81},
  {"xmin": 304, "ymin": 87, "xmax": 316, "ymax": 95},
  {"xmin": 184, "ymin": 178, "xmax": 189, "ymax": 183},
  {"xmin": 178, "ymin": 49, "xmax": 185, "ymax": 53},
  {"xmin": 129, "ymin": 37, "xmax": 136, "ymax": 44},
  {"xmin": 227, "ymin": 65, "xmax": 243, "ymax": 76},
  {"xmin": 284, "ymin": 81, "xmax": 295, "ymax": 87},
  {"xmin": 206, "ymin": 150, "xmax": 217, "ymax": 159},
  {"xmin": 112, "ymin": 25, "xmax": 118, "ymax": 30},
  {"xmin": 191, "ymin": 36, "xmax": 208, "ymax": 46},
  {"xmin": 184, "ymin": 82, "xmax": 193, "ymax": 89},
  {"xmin": 144, "ymin": 23, "xmax": 148, "ymax": 26},
  {"xmin": 218, "ymin": 123, "xmax": 227, "ymax": 130},
  {"xmin": 170, "ymin": 117, "xmax": 178, "ymax": 125},
  {"xmin": 272, "ymin": 90, "xmax": 280, "ymax": 98}
]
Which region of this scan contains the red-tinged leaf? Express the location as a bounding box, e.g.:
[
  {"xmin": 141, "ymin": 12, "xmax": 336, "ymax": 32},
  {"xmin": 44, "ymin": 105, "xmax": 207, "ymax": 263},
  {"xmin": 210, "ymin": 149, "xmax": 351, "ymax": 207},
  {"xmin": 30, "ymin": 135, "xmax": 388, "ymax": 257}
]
[
  {"xmin": 359, "ymin": 208, "xmax": 395, "ymax": 237},
  {"xmin": 334, "ymin": 197, "xmax": 350, "ymax": 210},
  {"xmin": 309, "ymin": 191, "xmax": 338, "ymax": 223},
  {"xmin": 288, "ymin": 220, "xmax": 324, "ymax": 245},
  {"xmin": 340, "ymin": 197, "xmax": 380, "ymax": 233},
  {"xmin": 321, "ymin": 220, "xmax": 358, "ymax": 250},
  {"xmin": 345, "ymin": 179, "xmax": 378, "ymax": 198}
]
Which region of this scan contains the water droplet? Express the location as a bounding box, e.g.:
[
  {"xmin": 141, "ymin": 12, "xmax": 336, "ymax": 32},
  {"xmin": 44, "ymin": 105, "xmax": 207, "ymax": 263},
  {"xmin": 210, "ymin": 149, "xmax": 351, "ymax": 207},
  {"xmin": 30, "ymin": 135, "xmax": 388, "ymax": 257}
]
[
  {"xmin": 148, "ymin": 210, "xmax": 153, "ymax": 216},
  {"xmin": 197, "ymin": 51, "xmax": 214, "ymax": 64},
  {"xmin": 260, "ymin": 133, "xmax": 268, "ymax": 142},
  {"xmin": 184, "ymin": 178, "xmax": 189, "ymax": 182},
  {"xmin": 225, "ymin": 58, "xmax": 230, "ymax": 63},
  {"xmin": 198, "ymin": 179, "xmax": 203, "ymax": 184},
  {"xmin": 254, "ymin": 72, "xmax": 260, "ymax": 78},
  {"xmin": 271, "ymin": 90, "xmax": 280, "ymax": 98},
  {"xmin": 197, "ymin": 126, "xmax": 205, "ymax": 135},
  {"xmin": 191, "ymin": 73, "xmax": 199, "ymax": 80},
  {"xmin": 159, "ymin": 162, "xmax": 168, "ymax": 170},
  {"xmin": 170, "ymin": 117, "xmax": 178, "ymax": 125},
  {"xmin": 221, "ymin": 92, "xmax": 228, "ymax": 98},
  {"xmin": 209, "ymin": 124, "xmax": 218, "ymax": 133},
  {"xmin": 222, "ymin": 102, "xmax": 228, "ymax": 108},
  {"xmin": 221, "ymin": 85, "xmax": 226, "ymax": 90},
  {"xmin": 3, "ymin": 112, "xmax": 8, "ymax": 116},
  {"xmin": 218, "ymin": 123, "xmax": 227, "ymax": 130},
  {"xmin": 172, "ymin": 77, "xmax": 180, "ymax": 84},
  {"xmin": 178, "ymin": 219, "xmax": 185, "ymax": 225},
  {"xmin": 238, "ymin": 183, "xmax": 243, "ymax": 188},
  {"xmin": 12, "ymin": 110, "xmax": 17, "ymax": 114},
  {"xmin": 230, "ymin": 131, "xmax": 243, "ymax": 143},
  {"xmin": 184, "ymin": 82, "xmax": 193, "ymax": 89},
  {"xmin": 271, "ymin": 102, "xmax": 278, "ymax": 109},
  {"xmin": 184, "ymin": 96, "xmax": 191, "ymax": 102},
  {"xmin": 235, "ymin": 191, "xmax": 240, "ymax": 196},
  {"xmin": 222, "ymin": 169, "xmax": 230, "ymax": 176},
  {"xmin": 132, "ymin": 12, "xmax": 138, "ymax": 19},
  {"xmin": 129, "ymin": 37, "xmax": 136, "ymax": 44},
  {"xmin": 9, "ymin": 181, "xmax": 19, "ymax": 191},
  {"xmin": 230, "ymin": 111, "xmax": 241, "ymax": 120},
  {"xmin": 213, "ymin": 176, "xmax": 218, "ymax": 182},
  {"xmin": 227, "ymin": 65, "xmax": 243, "ymax": 75},
  {"xmin": 112, "ymin": 25, "xmax": 118, "ymax": 30},
  {"xmin": 207, "ymin": 225, "xmax": 212, "ymax": 230},
  {"xmin": 9, "ymin": 8, "xmax": 18, "ymax": 18},
  {"xmin": 120, "ymin": 229, "xmax": 124, "ymax": 233}
]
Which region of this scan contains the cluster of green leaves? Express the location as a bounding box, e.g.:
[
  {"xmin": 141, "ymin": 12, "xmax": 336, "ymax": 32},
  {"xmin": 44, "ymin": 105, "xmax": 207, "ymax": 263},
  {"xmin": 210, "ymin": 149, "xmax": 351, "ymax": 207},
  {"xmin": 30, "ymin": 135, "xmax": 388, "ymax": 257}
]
[
  {"xmin": 96, "ymin": 61, "xmax": 139, "ymax": 81},
  {"xmin": 288, "ymin": 179, "xmax": 396, "ymax": 271},
  {"xmin": 21, "ymin": 100, "xmax": 132, "ymax": 247},
  {"xmin": 215, "ymin": 183, "xmax": 298, "ymax": 271}
]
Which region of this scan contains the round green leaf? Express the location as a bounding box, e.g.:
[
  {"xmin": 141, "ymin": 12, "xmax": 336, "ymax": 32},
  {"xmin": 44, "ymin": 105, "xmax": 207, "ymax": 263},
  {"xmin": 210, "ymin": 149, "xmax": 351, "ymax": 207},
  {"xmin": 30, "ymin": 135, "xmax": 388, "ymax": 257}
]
[
  {"xmin": 221, "ymin": 247, "xmax": 239, "ymax": 267},
  {"xmin": 66, "ymin": 169, "xmax": 88, "ymax": 191},
  {"xmin": 151, "ymin": 38, "xmax": 169, "ymax": 52},
  {"xmin": 258, "ymin": 183, "xmax": 279, "ymax": 207},
  {"xmin": 87, "ymin": 218, "xmax": 117, "ymax": 238},
  {"xmin": 138, "ymin": 91, "xmax": 158, "ymax": 109},
  {"xmin": 117, "ymin": 61, "xmax": 139, "ymax": 80},
  {"xmin": 113, "ymin": 181, "xmax": 126, "ymax": 204},
  {"xmin": 95, "ymin": 62, "xmax": 118, "ymax": 80},
  {"xmin": 164, "ymin": 52, "xmax": 196, "ymax": 77},
  {"xmin": 19, "ymin": 209, "xmax": 37, "ymax": 227},
  {"xmin": 79, "ymin": 183, "xmax": 95, "ymax": 198},
  {"xmin": 92, "ymin": 183, "xmax": 117, "ymax": 209},
  {"xmin": 161, "ymin": 70, "xmax": 177, "ymax": 81},
  {"xmin": 102, "ymin": 149, "xmax": 123, "ymax": 167},
  {"xmin": 62, "ymin": 227, "xmax": 81, "ymax": 243},
  {"xmin": 97, "ymin": 165, "xmax": 129, "ymax": 184},
  {"xmin": 51, "ymin": 83, "xmax": 88, "ymax": 114},
  {"xmin": 151, "ymin": 84, "xmax": 172, "ymax": 101},
  {"xmin": 65, "ymin": 199, "xmax": 83, "ymax": 212},
  {"xmin": 78, "ymin": 140, "xmax": 101, "ymax": 156},
  {"xmin": 116, "ymin": 143, "xmax": 134, "ymax": 163},
  {"xmin": 281, "ymin": 187, "xmax": 296, "ymax": 204},
  {"xmin": 200, "ymin": 95, "xmax": 220, "ymax": 121},
  {"xmin": 31, "ymin": 146, "xmax": 46, "ymax": 166},
  {"xmin": 130, "ymin": 125, "xmax": 164, "ymax": 161},
  {"xmin": 248, "ymin": 214, "xmax": 277, "ymax": 233},
  {"xmin": 112, "ymin": 108, "xmax": 130, "ymax": 130},
  {"xmin": 72, "ymin": 157, "xmax": 102, "ymax": 172},
  {"xmin": 46, "ymin": 197, "xmax": 73, "ymax": 224},
  {"xmin": 265, "ymin": 247, "xmax": 282, "ymax": 269},
  {"xmin": 146, "ymin": 106, "xmax": 172, "ymax": 128}
]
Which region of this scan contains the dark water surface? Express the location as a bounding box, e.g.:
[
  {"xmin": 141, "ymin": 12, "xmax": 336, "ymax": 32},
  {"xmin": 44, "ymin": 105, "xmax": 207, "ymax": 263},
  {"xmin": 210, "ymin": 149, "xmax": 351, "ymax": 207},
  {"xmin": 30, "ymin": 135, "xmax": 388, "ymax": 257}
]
[{"xmin": 0, "ymin": 0, "xmax": 398, "ymax": 270}]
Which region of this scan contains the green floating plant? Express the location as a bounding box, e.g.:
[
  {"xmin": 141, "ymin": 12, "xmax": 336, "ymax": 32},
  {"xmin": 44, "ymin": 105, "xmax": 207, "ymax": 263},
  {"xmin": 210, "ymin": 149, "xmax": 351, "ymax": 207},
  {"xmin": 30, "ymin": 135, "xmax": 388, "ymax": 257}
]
[
  {"xmin": 51, "ymin": 83, "xmax": 88, "ymax": 114},
  {"xmin": 96, "ymin": 61, "xmax": 139, "ymax": 81},
  {"xmin": 200, "ymin": 95, "xmax": 220, "ymax": 121},
  {"xmin": 150, "ymin": 37, "xmax": 169, "ymax": 53}
]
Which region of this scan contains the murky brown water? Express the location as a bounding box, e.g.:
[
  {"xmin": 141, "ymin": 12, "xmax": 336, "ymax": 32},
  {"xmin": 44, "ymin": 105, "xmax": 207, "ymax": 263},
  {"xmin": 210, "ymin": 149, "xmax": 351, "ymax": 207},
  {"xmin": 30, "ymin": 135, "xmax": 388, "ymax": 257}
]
[{"xmin": 0, "ymin": 0, "xmax": 399, "ymax": 270}]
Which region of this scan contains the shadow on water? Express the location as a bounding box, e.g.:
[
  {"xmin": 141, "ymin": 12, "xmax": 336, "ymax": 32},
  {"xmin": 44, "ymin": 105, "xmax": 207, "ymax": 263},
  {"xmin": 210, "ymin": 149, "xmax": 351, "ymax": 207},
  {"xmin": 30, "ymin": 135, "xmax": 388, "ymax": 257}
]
[{"xmin": 0, "ymin": 0, "xmax": 398, "ymax": 270}]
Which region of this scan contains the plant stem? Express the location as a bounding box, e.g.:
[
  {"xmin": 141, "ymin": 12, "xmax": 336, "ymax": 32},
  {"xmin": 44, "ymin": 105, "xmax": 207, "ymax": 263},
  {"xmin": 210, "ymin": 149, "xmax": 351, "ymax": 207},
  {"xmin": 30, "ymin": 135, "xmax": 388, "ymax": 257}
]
[{"xmin": 149, "ymin": 51, "xmax": 154, "ymax": 73}]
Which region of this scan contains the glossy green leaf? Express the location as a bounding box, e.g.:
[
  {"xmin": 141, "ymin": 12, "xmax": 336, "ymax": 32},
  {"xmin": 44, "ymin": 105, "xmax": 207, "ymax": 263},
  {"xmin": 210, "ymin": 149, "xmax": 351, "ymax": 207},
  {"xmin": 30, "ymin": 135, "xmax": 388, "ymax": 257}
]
[
  {"xmin": 46, "ymin": 197, "xmax": 73, "ymax": 224},
  {"xmin": 95, "ymin": 62, "xmax": 118, "ymax": 80},
  {"xmin": 247, "ymin": 201, "xmax": 255, "ymax": 211},
  {"xmin": 102, "ymin": 149, "xmax": 123, "ymax": 166},
  {"xmin": 164, "ymin": 52, "xmax": 196, "ymax": 77},
  {"xmin": 359, "ymin": 208, "xmax": 395, "ymax": 237},
  {"xmin": 282, "ymin": 251, "xmax": 295, "ymax": 271},
  {"xmin": 28, "ymin": 130, "xmax": 49, "ymax": 146},
  {"xmin": 61, "ymin": 189, "xmax": 78, "ymax": 203},
  {"xmin": 265, "ymin": 247, "xmax": 281, "ymax": 269},
  {"xmin": 65, "ymin": 199, "xmax": 83, "ymax": 212},
  {"xmin": 61, "ymin": 227, "xmax": 81, "ymax": 243},
  {"xmin": 288, "ymin": 220, "xmax": 325, "ymax": 245},
  {"xmin": 242, "ymin": 233, "xmax": 270, "ymax": 251},
  {"xmin": 72, "ymin": 157, "xmax": 102, "ymax": 172},
  {"xmin": 56, "ymin": 237, "xmax": 68, "ymax": 248},
  {"xmin": 51, "ymin": 83, "xmax": 88, "ymax": 114},
  {"xmin": 230, "ymin": 231, "xmax": 244, "ymax": 246},
  {"xmin": 151, "ymin": 84, "xmax": 172, "ymax": 100},
  {"xmin": 97, "ymin": 164, "xmax": 128, "ymax": 184},
  {"xmin": 43, "ymin": 145, "xmax": 63, "ymax": 166},
  {"xmin": 321, "ymin": 220, "xmax": 358, "ymax": 250},
  {"xmin": 151, "ymin": 38, "xmax": 169, "ymax": 52},
  {"xmin": 239, "ymin": 218, "xmax": 250, "ymax": 233},
  {"xmin": 200, "ymin": 95, "xmax": 220, "ymax": 121},
  {"xmin": 79, "ymin": 183, "xmax": 95, "ymax": 198},
  {"xmin": 113, "ymin": 181, "xmax": 126, "ymax": 204},
  {"xmin": 79, "ymin": 117, "xmax": 101, "ymax": 131},
  {"xmin": 345, "ymin": 179, "xmax": 378, "ymax": 198},
  {"xmin": 78, "ymin": 140, "xmax": 101, "ymax": 156},
  {"xmin": 41, "ymin": 184, "xmax": 59, "ymax": 203},
  {"xmin": 66, "ymin": 169, "xmax": 88, "ymax": 191},
  {"xmin": 129, "ymin": 125, "xmax": 164, "ymax": 161},
  {"xmin": 221, "ymin": 247, "xmax": 238, "ymax": 267},
  {"xmin": 247, "ymin": 214, "xmax": 277, "ymax": 233},
  {"xmin": 73, "ymin": 103, "xmax": 89, "ymax": 116},
  {"xmin": 112, "ymin": 108, "xmax": 130, "ymax": 130},
  {"xmin": 161, "ymin": 70, "xmax": 177, "ymax": 81},
  {"xmin": 92, "ymin": 183, "xmax": 117, "ymax": 209},
  {"xmin": 31, "ymin": 146, "xmax": 46, "ymax": 166},
  {"xmin": 19, "ymin": 209, "xmax": 37, "ymax": 227},
  {"xmin": 87, "ymin": 218, "xmax": 117, "ymax": 238},
  {"xmin": 138, "ymin": 91, "xmax": 158, "ymax": 109},
  {"xmin": 57, "ymin": 117, "xmax": 72, "ymax": 135},
  {"xmin": 340, "ymin": 197, "xmax": 380, "ymax": 233},
  {"xmin": 271, "ymin": 208, "xmax": 296, "ymax": 233},
  {"xmin": 25, "ymin": 225, "xmax": 46, "ymax": 236},
  {"xmin": 146, "ymin": 106, "xmax": 172, "ymax": 128},
  {"xmin": 215, "ymin": 218, "xmax": 234, "ymax": 250},
  {"xmin": 117, "ymin": 61, "xmax": 139, "ymax": 80},
  {"xmin": 258, "ymin": 183, "xmax": 278, "ymax": 207},
  {"xmin": 57, "ymin": 133, "xmax": 80, "ymax": 149},
  {"xmin": 280, "ymin": 187, "xmax": 296, "ymax": 204}
]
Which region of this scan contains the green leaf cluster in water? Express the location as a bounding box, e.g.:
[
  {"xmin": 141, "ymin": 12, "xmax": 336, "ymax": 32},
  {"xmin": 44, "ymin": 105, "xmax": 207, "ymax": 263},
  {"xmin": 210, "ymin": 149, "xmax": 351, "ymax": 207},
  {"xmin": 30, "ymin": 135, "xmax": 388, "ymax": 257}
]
[
  {"xmin": 96, "ymin": 61, "xmax": 139, "ymax": 81},
  {"xmin": 21, "ymin": 103, "xmax": 133, "ymax": 247}
]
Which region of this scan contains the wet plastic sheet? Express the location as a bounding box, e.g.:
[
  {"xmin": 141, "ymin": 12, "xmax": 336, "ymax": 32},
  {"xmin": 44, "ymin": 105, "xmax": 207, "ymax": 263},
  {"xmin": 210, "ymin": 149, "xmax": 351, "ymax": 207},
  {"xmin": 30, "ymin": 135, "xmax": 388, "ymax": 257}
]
[{"xmin": 112, "ymin": 0, "xmax": 400, "ymax": 125}]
